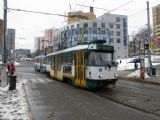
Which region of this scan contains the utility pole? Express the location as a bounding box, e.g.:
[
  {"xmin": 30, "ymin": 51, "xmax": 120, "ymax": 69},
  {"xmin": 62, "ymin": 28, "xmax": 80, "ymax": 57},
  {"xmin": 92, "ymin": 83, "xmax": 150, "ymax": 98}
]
[
  {"xmin": 147, "ymin": 1, "xmax": 152, "ymax": 75},
  {"xmin": 3, "ymin": 0, "xmax": 7, "ymax": 63}
]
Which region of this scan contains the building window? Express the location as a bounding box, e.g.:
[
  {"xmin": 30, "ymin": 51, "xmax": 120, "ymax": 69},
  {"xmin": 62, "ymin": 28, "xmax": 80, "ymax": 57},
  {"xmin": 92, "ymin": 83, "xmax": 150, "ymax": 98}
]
[
  {"xmin": 117, "ymin": 38, "xmax": 121, "ymax": 43},
  {"xmin": 116, "ymin": 31, "xmax": 121, "ymax": 36},
  {"xmin": 67, "ymin": 26, "xmax": 69, "ymax": 29},
  {"xmin": 71, "ymin": 25, "xmax": 74, "ymax": 28},
  {"xmin": 110, "ymin": 31, "xmax": 114, "ymax": 36},
  {"xmin": 93, "ymin": 22, "xmax": 97, "ymax": 27},
  {"xmin": 109, "ymin": 38, "xmax": 114, "ymax": 43},
  {"xmin": 109, "ymin": 23, "xmax": 114, "ymax": 28},
  {"xmin": 84, "ymin": 37, "xmax": 87, "ymax": 41},
  {"xmin": 100, "ymin": 29, "xmax": 106, "ymax": 34},
  {"xmin": 74, "ymin": 29, "xmax": 80, "ymax": 35},
  {"xmin": 93, "ymin": 37, "xmax": 97, "ymax": 40},
  {"xmin": 77, "ymin": 24, "xmax": 79, "ymax": 28},
  {"xmin": 101, "ymin": 23, "xmax": 105, "ymax": 28},
  {"xmin": 92, "ymin": 29, "xmax": 97, "ymax": 34},
  {"xmin": 116, "ymin": 24, "xmax": 120, "ymax": 29},
  {"xmin": 116, "ymin": 17, "xmax": 120, "ymax": 22}
]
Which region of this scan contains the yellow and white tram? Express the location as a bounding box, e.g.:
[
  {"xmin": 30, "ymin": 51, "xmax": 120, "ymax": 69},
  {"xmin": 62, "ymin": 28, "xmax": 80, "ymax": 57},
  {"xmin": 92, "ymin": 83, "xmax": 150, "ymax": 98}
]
[
  {"xmin": 46, "ymin": 43, "xmax": 118, "ymax": 89},
  {"xmin": 34, "ymin": 55, "xmax": 46, "ymax": 73}
]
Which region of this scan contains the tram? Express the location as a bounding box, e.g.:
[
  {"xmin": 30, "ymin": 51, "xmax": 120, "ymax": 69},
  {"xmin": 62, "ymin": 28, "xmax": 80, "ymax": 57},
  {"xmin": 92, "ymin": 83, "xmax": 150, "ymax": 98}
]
[
  {"xmin": 46, "ymin": 43, "xmax": 118, "ymax": 89},
  {"xmin": 34, "ymin": 55, "xmax": 46, "ymax": 73}
]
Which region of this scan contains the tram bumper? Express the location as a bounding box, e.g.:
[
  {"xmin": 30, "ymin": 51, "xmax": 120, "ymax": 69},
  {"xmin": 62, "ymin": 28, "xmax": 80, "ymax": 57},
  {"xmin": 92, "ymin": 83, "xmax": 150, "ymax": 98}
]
[{"xmin": 86, "ymin": 79, "xmax": 118, "ymax": 88}]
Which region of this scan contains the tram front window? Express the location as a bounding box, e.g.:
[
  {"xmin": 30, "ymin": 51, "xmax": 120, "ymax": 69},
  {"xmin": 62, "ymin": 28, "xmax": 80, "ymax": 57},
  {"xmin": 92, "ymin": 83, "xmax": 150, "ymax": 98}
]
[{"xmin": 88, "ymin": 52, "xmax": 112, "ymax": 66}]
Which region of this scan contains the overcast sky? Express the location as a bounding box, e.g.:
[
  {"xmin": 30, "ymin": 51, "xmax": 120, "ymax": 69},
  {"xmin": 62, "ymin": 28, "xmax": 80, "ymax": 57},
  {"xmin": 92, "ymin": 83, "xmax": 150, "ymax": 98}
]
[{"xmin": 0, "ymin": 0, "xmax": 159, "ymax": 52}]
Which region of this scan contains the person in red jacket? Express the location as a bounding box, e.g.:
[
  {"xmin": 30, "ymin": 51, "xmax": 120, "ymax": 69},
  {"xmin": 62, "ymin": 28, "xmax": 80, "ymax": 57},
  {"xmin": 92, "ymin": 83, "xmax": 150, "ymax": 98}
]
[
  {"xmin": 10, "ymin": 63, "xmax": 16, "ymax": 75},
  {"xmin": 7, "ymin": 61, "xmax": 11, "ymax": 72}
]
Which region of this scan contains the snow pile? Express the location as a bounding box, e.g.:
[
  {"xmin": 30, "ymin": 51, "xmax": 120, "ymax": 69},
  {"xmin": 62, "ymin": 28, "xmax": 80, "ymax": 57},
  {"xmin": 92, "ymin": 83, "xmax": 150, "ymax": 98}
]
[
  {"xmin": 15, "ymin": 61, "xmax": 20, "ymax": 66},
  {"xmin": 0, "ymin": 81, "xmax": 30, "ymax": 119},
  {"xmin": 127, "ymin": 70, "xmax": 150, "ymax": 79}
]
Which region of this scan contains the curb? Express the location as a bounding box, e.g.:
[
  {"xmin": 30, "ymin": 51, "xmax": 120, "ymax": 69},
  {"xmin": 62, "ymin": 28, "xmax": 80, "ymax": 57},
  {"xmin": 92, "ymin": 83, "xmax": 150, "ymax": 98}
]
[{"xmin": 118, "ymin": 77, "xmax": 160, "ymax": 86}]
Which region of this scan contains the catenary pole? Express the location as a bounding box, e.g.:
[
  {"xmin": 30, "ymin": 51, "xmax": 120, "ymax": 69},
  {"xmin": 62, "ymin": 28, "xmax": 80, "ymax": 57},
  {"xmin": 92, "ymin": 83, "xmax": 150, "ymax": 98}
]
[
  {"xmin": 3, "ymin": 0, "xmax": 7, "ymax": 63},
  {"xmin": 147, "ymin": 1, "xmax": 152, "ymax": 75}
]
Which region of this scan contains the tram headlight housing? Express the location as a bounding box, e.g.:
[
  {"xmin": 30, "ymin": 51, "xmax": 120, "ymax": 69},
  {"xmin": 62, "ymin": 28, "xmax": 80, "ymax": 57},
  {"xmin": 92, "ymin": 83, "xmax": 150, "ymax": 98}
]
[
  {"xmin": 114, "ymin": 73, "xmax": 118, "ymax": 78},
  {"xmin": 98, "ymin": 73, "xmax": 103, "ymax": 78}
]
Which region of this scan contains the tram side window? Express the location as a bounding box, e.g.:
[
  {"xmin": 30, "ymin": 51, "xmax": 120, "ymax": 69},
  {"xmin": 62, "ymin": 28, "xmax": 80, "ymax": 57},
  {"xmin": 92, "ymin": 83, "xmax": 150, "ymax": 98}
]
[
  {"xmin": 48, "ymin": 56, "xmax": 51, "ymax": 65},
  {"xmin": 57, "ymin": 55, "xmax": 62, "ymax": 71},
  {"xmin": 43, "ymin": 58, "xmax": 46, "ymax": 64},
  {"xmin": 51, "ymin": 56, "xmax": 54, "ymax": 70},
  {"xmin": 63, "ymin": 65, "xmax": 72, "ymax": 74}
]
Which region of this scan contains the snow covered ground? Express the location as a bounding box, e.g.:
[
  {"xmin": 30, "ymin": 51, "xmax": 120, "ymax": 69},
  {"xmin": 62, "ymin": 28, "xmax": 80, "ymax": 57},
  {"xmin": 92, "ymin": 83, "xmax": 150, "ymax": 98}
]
[{"xmin": 0, "ymin": 81, "xmax": 30, "ymax": 119}]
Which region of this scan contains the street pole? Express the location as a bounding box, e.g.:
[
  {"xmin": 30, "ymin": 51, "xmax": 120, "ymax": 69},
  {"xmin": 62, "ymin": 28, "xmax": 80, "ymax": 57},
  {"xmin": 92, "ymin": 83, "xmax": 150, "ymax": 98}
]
[
  {"xmin": 3, "ymin": 0, "xmax": 7, "ymax": 63},
  {"xmin": 147, "ymin": 1, "xmax": 152, "ymax": 75}
]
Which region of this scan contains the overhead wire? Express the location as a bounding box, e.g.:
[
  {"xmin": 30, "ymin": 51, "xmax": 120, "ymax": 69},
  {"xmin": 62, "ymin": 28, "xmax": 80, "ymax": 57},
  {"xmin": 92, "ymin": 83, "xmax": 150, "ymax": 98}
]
[{"xmin": 7, "ymin": 8, "xmax": 68, "ymax": 17}]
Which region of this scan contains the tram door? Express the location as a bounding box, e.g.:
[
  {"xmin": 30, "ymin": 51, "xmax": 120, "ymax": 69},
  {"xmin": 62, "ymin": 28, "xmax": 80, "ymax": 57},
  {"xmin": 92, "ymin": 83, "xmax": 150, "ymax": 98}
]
[
  {"xmin": 54, "ymin": 55, "xmax": 58, "ymax": 78},
  {"xmin": 75, "ymin": 51, "xmax": 86, "ymax": 87}
]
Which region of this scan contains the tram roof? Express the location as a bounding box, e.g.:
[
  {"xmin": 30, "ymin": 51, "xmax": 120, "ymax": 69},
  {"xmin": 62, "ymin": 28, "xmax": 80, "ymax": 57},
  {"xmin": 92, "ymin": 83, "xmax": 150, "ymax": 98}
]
[
  {"xmin": 47, "ymin": 44, "xmax": 89, "ymax": 56},
  {"xmin": 47, "ymin": 44, "xmax": 113, "ymax": 57}
]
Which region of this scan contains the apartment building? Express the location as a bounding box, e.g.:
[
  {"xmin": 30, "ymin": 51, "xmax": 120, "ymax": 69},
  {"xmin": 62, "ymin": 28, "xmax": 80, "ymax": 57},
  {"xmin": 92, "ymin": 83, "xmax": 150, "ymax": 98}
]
[
  {"xmin": 152, "ymin": 4, "xmax": 160, "ymax": 49},
  {"xmin": 53, "ymin": 10, "xmax": 128, "ymax": 59},
  {"xmin": 98, "ymin": 13, "xmax": 128, "ymax": 59}
]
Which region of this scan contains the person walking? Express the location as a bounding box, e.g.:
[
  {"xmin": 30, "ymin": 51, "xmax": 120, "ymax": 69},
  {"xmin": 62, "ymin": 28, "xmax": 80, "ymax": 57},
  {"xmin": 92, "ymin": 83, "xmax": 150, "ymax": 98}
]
[
  {"xmin": 7, "ymin": 61, "xmax": 11, "ymax": 72},
  {"xmin": 6, "ymin": 61, "xmax": 11, "ymax": 84},
  {"xmin": 134, "ymin": 62, "xmax": 138, "ymax": 71},
  {"xmin": 10, "ymin": 63, "xmax": 16, "ymax": 75}
]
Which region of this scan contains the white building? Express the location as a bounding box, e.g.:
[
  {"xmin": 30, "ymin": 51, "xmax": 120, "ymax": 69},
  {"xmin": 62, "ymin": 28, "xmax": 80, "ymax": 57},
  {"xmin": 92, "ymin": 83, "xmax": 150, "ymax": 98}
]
[
  {"xmin": 53, "ymin": 20, "xmax": 110, "ymax": 51},
  {"xmin": 98, "ymin": 13, "xmax": 128, "ymax": 59}
]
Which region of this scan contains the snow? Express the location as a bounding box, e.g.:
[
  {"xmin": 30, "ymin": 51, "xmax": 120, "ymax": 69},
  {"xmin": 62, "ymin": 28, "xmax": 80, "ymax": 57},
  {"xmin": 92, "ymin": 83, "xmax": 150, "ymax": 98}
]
[
  {"xmin": 0, "ymin": 80, "xmax": 30, "ymax": 120},
  {"xmin": 127, "ymin": 70, "xmax": 150, "ymax": 79}
]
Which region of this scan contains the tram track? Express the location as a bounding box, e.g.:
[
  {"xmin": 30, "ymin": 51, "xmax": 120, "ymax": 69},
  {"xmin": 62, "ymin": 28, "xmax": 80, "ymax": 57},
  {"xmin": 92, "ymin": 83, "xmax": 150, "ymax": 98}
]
[{"xmin": 93, "ymin": 80, "xmax": 160, "ymax": 117}]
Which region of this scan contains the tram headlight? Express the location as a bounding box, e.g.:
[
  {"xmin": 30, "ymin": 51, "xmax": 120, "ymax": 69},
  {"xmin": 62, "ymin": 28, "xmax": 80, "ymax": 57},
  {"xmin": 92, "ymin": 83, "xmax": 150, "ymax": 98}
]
[
  {"xmin": 114, "ymin": 73, "xmax": 118, "ymax": 78},
  {"xmin": 98, "ymin": 73, "xmax": 103, "ymax": 78}
]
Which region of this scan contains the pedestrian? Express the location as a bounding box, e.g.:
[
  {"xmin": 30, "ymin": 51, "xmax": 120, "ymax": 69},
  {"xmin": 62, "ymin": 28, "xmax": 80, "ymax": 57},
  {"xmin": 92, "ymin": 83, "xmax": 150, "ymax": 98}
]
[
  {"xmin": 10, "ymin": 63, "xmax": 16, "ymax": 75},
  {"xmin": 7, "ymin": 61, "xmax": 11, "ymax": 72},
  {"xmin": 6, "ymin": 61, "xmax": 11, "ymax": 84},
  {"xmin": 134, "ymin": 62, "xmax": 138, "ymax": 71}
]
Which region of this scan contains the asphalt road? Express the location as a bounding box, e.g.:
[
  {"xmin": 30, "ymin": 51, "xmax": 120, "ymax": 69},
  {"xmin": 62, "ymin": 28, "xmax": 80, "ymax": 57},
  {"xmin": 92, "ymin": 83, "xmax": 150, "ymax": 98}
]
[{"xmin": 16, "ymin": 63, "xmax": 160, "ymax": 120}]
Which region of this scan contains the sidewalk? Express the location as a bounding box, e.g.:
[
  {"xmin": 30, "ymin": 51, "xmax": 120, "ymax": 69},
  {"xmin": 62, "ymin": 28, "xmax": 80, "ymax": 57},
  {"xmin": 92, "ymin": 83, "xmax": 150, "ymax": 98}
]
[
  {"xmin": 143, "ymin": 75, "xmax": 160, "ymax": 84},
  {"xmin": 118, "ymin": 70, "xmax": 160, "ymax": 85},
  {"xmin": 0, "ymin": 78, "xmax": 30, "ymax": 119}
]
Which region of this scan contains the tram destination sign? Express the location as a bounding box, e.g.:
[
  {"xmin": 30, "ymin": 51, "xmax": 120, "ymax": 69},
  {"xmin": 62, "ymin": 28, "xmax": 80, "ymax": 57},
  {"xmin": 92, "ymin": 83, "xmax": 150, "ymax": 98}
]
[{"xmin": 97, "ymin": 45, "xmax": 114, "ymax": 52}]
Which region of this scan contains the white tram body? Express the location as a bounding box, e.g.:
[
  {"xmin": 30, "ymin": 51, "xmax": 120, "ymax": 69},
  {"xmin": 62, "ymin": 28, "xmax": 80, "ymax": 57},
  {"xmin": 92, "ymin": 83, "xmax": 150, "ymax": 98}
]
[{"xmin": 46, "ymin": 43, "xmax": 118, "ymax": 88}]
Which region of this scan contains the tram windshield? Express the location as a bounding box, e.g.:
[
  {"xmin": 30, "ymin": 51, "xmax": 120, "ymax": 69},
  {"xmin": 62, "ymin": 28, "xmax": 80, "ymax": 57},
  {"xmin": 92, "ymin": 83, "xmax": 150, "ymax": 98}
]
[{"xmin": 88, "ymin": 52, "xmax": 112, "ymax": 66}]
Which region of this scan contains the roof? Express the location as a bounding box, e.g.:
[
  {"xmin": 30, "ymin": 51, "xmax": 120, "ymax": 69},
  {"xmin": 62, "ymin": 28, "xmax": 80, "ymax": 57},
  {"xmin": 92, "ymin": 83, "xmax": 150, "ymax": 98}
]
[{"xmin": 47, "ymin": 44, "xmax": 114, "ymax": 57}]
